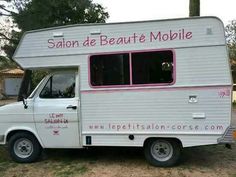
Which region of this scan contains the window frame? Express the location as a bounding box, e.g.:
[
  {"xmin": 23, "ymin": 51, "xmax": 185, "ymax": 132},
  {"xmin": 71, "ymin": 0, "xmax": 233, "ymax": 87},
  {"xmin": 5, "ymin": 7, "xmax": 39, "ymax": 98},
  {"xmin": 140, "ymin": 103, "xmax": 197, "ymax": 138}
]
[
  {"xmin": 89, "ymin": 52, "xmax": 130, "ymax": 87},
  {"xmin": 88, "ymin": 49, "xmax": 176, "ymax": 88},
  {"xmin": 39, "ymin": 71, "xmax": 77, "ymax": 99}
]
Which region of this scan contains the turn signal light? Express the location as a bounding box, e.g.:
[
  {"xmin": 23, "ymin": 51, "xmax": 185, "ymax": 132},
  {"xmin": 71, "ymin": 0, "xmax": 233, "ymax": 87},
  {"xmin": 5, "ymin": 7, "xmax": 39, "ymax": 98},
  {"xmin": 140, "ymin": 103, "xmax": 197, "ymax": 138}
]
[{"xmin": 233, "ymin": 131, "xmax": 236, "ymax": 140}]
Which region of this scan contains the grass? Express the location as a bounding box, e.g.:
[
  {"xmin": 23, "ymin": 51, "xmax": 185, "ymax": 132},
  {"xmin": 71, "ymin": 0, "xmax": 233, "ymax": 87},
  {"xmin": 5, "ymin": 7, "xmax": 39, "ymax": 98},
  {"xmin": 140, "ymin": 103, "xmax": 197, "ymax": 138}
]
[
  {"xmin": 0, "ymin": 144, "xmax": 236, "ymax": 177},
  {"xmin": 0, "ymin": 147, "xmax": 144, "ymax": 177},
  {"xmin": 0, "ymin": 147, "xmax": 18, "ymax": 176},
  {"xmin": 40, "ymin": 149, "xmax": 90, "ymax": 177},
  {"xmin": 0, "ymin": 147, "xmax": 89, "ymax": 177},
  {"xmin": 53, "ymin": 163, "xmax": 88, "ymax": 177},
  {"xmin": 45, "ymin": 149, "xmax": 89, "ymax": 177}
]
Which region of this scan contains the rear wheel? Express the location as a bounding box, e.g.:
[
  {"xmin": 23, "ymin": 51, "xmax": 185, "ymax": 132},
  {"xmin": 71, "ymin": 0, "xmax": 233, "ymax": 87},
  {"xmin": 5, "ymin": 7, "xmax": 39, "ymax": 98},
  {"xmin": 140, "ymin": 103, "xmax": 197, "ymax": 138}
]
[
  {"xmin": 144, "ymin": 139, "xmax": 181, "ymax": 167},
  {"xmin": 8, "ymin": 132, "xmax": 42, "ymax": 163}
]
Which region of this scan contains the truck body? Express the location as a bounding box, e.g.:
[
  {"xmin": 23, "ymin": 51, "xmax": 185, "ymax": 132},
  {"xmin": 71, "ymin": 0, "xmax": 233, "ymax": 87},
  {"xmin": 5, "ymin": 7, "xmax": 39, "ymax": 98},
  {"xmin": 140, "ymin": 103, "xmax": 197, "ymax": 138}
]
[{"xmin": 0, "ymin": 16, "xmax": 235, "ymax": 166}]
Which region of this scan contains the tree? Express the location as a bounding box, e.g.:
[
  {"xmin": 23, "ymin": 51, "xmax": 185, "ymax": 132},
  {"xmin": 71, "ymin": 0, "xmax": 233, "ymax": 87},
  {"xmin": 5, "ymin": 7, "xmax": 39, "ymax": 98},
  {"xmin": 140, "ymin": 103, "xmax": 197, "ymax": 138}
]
[
  {"xmin": 189, "ymin": 0, "xmax": 200, "ymax": 17},
  {"xmin": 0, "ymin": 0, "xmax": 109, "ymax": 101},
  {"xmin": 226, "ymin": 20, "xmax": 236, "ymax": 58},
  {"xmin": 0, "ymin": 56, "xmax": 17, "ymax": 69},
  {"xmin": 225, "ymin": 20, "xmax": 236, "ymax": 82},
  {"xmin": 0, "ymin": 14, "xmax": 18, "ymax": 69},
  {"xmin": 12, "ymin": 0, "xmax": 109, "ymax": 31},
  {"xmin": 0, "ymin": 1, "xmax": 19, "ymax": 58}
]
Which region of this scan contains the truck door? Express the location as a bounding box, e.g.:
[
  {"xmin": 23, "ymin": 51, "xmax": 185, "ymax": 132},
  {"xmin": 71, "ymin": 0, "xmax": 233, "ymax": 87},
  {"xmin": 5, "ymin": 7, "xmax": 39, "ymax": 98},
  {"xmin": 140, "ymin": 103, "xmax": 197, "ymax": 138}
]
[{"xmin": 33, "ymin": 71, "xmax": 81, "ymax": 148}]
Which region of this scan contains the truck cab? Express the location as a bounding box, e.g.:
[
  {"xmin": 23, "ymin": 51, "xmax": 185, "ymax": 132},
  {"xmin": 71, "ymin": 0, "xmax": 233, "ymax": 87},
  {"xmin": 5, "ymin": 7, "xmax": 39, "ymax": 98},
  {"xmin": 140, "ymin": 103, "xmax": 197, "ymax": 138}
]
[{"xmin": 0, "ymin": 69, "xmax": 82, "ymax": 162}]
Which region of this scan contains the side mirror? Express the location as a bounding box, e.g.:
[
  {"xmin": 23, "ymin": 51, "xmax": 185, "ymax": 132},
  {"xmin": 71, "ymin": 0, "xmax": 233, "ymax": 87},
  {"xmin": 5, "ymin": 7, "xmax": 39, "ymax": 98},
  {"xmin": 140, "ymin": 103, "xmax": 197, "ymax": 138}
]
[{"xmin": 22, "ymin": 94, "xmax": 28, "ymax": 109}]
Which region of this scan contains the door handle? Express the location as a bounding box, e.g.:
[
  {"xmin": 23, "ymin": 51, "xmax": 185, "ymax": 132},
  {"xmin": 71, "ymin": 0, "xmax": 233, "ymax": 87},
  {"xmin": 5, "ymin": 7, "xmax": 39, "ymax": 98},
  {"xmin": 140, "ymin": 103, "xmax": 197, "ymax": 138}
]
[{"xmin": 66, "ymin": 105, "xmax": 77, "ymax": 110}]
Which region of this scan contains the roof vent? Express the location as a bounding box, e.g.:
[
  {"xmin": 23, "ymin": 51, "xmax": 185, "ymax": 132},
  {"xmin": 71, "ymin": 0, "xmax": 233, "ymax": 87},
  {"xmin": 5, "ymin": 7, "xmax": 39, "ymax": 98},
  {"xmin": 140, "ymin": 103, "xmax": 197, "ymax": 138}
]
[
  {"xmin": 90, "ymin": 29, "xmax": 101, "ymax": 35},
  {"xmin": 53, "ymin": 32, "xmax": 64, "ymax": 37},
  {"xmin": 206, "ymin": 28, "xmax": 213, "ymax": 35}
]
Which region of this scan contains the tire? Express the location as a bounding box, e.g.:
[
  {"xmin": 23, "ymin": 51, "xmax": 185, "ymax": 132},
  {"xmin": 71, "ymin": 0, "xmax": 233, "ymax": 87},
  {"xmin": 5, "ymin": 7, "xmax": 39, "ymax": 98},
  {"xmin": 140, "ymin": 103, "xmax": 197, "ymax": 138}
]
[
  {"xmin": 8, "ymin": 132, "xmax": 42, "ymax": 163},
  {"xmin": 144, "ymin": 139, "xmax": 181, "ymax": 167}
]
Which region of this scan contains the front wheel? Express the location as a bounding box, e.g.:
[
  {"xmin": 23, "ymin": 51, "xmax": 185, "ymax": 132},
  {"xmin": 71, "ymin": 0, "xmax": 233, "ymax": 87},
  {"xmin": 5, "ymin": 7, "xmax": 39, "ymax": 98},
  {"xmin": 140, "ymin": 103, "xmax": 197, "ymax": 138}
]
[
  {"xmin": 144, "ymin": 139, "xmax": 181, "ymax": 167},
  {"xmin": 8, "ymin": 132, "xmax": 42, "ymax": 163}
]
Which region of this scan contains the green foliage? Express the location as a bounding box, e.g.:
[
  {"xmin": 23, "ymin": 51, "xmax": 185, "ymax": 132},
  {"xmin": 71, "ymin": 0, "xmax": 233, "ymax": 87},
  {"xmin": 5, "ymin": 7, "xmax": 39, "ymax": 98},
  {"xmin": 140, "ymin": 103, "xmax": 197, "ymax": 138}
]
[
  {"xmin": 0, "ymin": 56, "xmax": 17, "ymax": 69},
  {"xmin": 226, "ymin": 20, "xmax": 236, "ymax": 60},
  {"xmin": 1, "ymin": 30, "xmax": 23, "ymax": 59},
  {"xmin": 225, "ymin": 20, "xmax": 236, "ymax": 82},
  {"xmin": 13, "ymin": 0, "xmax": 108, "ymax": 31},
  {"xmin": 226, "ymin": 20, "xmax": 236, "ymax": 44},
  {"xmin": 31, "ymin": 70, "xmax": 48, "ymax": 89}
]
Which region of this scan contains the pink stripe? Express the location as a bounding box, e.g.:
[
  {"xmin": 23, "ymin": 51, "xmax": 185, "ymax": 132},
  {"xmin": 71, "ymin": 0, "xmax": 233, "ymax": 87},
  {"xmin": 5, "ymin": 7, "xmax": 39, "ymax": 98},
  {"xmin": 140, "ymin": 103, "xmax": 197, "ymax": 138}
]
[{"xmin": 80, "ymin": 85, "xmax": 232, "ymax": 94}]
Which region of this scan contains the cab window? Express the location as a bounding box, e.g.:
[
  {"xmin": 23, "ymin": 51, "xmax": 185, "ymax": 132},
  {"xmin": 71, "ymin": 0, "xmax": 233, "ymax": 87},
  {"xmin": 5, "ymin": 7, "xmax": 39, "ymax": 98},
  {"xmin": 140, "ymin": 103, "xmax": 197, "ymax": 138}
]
[{"xmin": 40, "ymin": 73, "xmax": 75, "ymax": 98}]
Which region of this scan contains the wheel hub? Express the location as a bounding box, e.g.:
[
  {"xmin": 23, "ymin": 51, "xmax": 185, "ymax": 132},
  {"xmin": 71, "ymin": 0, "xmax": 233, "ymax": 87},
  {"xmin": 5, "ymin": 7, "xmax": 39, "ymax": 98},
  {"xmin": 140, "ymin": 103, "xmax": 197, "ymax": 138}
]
[
  {"xmin": 14, "ymin": 138, "xmax": 33, "ymax": 158},
  {"xmin": 151, "ymin": 140, "xmax": 174, "ymax": 162}
]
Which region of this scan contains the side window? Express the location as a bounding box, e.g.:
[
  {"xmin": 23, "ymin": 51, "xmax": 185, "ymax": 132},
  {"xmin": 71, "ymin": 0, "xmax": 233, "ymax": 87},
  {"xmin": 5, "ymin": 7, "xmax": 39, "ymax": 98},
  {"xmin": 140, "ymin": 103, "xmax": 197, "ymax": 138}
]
[
  {"xmin": 89, "ymin": 50, "xmax": 175, "ymax": 87},
  {"xmin": 132, "ymin": 51, "xmax": 173, "ymax": 84},
  {"xmin": 90, "ymin": 53, "xmax": 130, "ymax": 86},
  {"xmin": 40, "ymin": 73, "xmax": 75, "ymax": 98}
]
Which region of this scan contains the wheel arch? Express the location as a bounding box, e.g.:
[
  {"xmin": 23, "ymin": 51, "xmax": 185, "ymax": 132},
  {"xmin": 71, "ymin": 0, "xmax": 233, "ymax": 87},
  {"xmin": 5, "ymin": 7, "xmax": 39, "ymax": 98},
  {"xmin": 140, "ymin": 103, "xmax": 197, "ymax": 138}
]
[
  {"xmin": 143, "ymin": 137, "xmax": 183, "ymax": 167},
  {"xmin": 5, "ymin": 128, "xmax": 44, "ymax": 148},
  {"xmin": 143, "ymin": 137, "xmax": 183, "ymax": 148}
]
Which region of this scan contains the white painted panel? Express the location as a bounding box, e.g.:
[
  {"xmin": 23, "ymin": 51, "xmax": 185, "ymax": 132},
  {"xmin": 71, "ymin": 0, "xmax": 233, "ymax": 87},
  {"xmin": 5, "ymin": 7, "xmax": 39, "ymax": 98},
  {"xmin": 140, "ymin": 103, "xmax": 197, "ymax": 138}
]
[
  {"xmin": 81, "ymin": 86, "xmax": 231, "ymax": 147},
  {"xmin": 175, "ymin": 46, "xmax": 231, "ymax": 86},
  {"xmin": 5, "ymin": 78, "xmax": 22, "ymax": 95},
  {"xmin": 13, "ymin": 17, "xmax": 225, "ymax": 68},
  {"xmin": 33, "ymin": 97, "xmax": 80, "ymax": 148},
  {"xmin": 82, "ymin": 134, "xmax": 221, "ymax": 147},
  {"xmin": 0, "ymin": 101, "xmax": 40, "ymax": 145}
]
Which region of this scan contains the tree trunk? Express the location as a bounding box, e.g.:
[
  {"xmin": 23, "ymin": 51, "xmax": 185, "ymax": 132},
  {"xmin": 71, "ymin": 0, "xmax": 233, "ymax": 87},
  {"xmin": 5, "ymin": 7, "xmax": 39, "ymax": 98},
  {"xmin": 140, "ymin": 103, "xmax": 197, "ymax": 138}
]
[
  {"xmin": 189, "ymin": 0, "xmax": 200, "ymax": 17},
  {"xmin": 17, "ymin": 69, "xmax": 32, "ymax": 101}
]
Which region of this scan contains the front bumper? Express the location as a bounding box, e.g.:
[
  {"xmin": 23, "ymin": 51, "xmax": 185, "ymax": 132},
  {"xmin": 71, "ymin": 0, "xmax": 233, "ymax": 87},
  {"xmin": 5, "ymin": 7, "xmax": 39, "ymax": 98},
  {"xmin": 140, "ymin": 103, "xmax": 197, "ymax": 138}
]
[{"xmin": 217, "ymin": 126, "xmax": 236, "ymax": 144}]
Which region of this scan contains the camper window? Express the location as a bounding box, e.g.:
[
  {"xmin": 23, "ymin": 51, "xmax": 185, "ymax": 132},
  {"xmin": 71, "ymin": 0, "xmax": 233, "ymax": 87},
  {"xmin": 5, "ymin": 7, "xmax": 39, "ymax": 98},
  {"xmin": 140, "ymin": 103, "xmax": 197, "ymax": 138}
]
[
  {"xmin": 132, "ymin": 50, "xmax": 173, "ymax": 84},
  {"xmin": 89, "ymin": 50, "xmax": 174, "ymax": 87},
  {"xmin": 40, "ymin": 73, "xmax": 75, "ymax": 98},
  {"xmin": 90, "ymin": 53, "xmax": 130, "ymax": 86}
]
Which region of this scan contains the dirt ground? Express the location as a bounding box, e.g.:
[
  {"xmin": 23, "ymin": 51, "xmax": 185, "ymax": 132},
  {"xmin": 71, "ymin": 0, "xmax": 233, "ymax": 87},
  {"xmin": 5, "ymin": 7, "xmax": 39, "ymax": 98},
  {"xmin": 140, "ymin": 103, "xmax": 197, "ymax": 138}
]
[{"xmin": 0, "ymin": 99, "xmax": 236, "ymax": 177}]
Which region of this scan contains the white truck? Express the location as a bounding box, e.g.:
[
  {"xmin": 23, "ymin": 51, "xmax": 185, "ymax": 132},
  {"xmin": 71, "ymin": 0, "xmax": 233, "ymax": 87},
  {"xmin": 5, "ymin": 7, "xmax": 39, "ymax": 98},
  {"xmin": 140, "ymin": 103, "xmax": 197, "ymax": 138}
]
[{"xmin": 0, "ymin": 16, "xmax": 235, "ymax": 167}]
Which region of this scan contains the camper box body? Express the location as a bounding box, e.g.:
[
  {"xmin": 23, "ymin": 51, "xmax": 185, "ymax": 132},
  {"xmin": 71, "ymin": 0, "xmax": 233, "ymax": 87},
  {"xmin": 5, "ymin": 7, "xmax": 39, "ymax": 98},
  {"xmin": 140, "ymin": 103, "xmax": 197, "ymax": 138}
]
[{"xmin": 0, "ymin": 17, "xmax": 234, "ymax": 162}]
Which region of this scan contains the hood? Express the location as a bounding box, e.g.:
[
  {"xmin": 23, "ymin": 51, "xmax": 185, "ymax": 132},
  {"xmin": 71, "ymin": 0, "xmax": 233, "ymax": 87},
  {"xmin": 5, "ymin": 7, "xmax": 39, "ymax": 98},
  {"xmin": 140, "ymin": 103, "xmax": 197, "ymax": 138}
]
[{"xmin": 0, "ymin": 101, "xmax": 33, "ymax": 122}]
